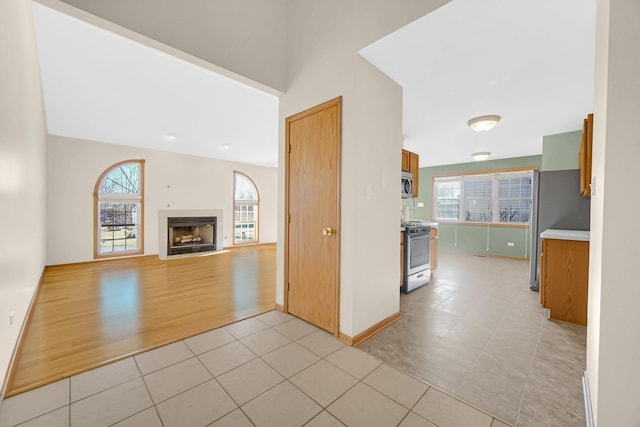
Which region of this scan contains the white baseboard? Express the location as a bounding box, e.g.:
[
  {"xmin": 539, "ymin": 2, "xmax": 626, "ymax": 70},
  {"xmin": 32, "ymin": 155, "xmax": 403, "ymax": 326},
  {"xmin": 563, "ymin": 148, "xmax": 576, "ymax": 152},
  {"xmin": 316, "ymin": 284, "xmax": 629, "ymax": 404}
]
[{"xmin": 582, "ymin": 371, "xmax": 594, "ymax": 427}]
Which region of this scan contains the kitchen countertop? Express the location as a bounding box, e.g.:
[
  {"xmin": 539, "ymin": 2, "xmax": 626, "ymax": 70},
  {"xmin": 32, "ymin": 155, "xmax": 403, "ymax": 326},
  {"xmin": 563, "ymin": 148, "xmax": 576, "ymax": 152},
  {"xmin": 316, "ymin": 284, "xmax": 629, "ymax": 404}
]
[{"xmin": 540, "ymin": 229, "xmax": 590, "ymax": 242}]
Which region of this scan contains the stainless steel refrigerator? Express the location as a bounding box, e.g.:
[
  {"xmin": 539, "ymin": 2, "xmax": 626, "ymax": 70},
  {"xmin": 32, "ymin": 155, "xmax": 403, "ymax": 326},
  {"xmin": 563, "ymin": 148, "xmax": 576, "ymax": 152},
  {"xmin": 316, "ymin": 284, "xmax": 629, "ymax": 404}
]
[{"xmin": 529, "ymin": 169, "xmax": 591, "ymax": 290}]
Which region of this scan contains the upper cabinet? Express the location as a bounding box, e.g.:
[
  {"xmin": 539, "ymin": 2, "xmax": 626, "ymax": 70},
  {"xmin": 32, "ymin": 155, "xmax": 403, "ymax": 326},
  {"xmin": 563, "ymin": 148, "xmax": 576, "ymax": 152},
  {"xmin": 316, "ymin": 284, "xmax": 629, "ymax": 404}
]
[
  {"xmin": 402, "ymin": 149, "xmax": 419, "ymax": 198},
  {"xmin": 579, "ymin": 113, "xmax": 593, "ymax": 197},
  {"xmin": 402, "ymin": 150, "xmax": 410, "ymax": 172}
]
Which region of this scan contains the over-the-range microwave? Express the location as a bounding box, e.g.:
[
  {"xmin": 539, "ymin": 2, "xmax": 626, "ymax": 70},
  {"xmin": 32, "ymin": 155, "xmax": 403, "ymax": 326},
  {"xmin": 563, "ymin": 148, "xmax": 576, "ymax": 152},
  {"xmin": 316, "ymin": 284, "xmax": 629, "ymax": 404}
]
[{"xmin": 401, "ymin": 171, "xmax": 413, "ymax": 198}]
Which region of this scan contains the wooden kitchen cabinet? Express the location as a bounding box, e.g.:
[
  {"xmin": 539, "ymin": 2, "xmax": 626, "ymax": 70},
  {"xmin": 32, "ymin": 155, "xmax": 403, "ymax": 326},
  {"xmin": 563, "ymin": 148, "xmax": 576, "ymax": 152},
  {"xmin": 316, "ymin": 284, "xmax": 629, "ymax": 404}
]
[
  {"xmin": 400, "ymin": 231, "xmax": 405, "ymax": 286},
  {"xmin": 401, "ymin": 149, "xmax": 420, "ymax": 197},
  {"xmin": 579, "ymin": 113, "xmax": 593, "ymax": 197},
  {"xmin": 540, "ymin": 238, "xmax": 589, "ymax": 326},
  {"xmin": 401, "ymin": 150, "xmax": 410, "ymax": 172},
  {"xmin": 430, "ymin": 227, "xmax": 438, "ymax": 273}
]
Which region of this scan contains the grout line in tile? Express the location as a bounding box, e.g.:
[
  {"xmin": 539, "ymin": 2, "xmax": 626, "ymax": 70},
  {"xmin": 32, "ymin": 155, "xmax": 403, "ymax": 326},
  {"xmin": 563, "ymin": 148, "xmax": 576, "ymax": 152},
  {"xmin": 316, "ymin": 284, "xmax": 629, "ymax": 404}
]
[
  {"xmin": 68, "ymin": 375, "xmax": 147, "ymax": 407},
  {"xmin": 105, "ymin": 406, "xmax": 155, "ymax": 427},
  {"xmin": 153, "ymin": 403, "xmax": 166, "ymax": 427},
  {"xmin": 513, "ymin": 323, "xmax": 544, "ymax": 427}
]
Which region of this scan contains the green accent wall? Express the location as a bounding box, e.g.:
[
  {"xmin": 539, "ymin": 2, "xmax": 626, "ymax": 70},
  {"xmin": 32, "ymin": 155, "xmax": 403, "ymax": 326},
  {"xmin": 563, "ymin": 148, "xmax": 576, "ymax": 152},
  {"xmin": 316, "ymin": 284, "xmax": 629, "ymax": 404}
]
[
  {"xmin": 412, "ymin": 155, "xmax": 541, "ymax": 259},
  {"xmin": 541, "ymin": 130, "xmax": 582, "ymax": 171}
]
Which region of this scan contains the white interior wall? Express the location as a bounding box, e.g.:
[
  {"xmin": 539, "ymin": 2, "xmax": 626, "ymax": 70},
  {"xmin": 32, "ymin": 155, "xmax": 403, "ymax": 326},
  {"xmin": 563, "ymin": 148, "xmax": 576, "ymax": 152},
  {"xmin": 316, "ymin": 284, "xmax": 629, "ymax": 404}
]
[
  {"xmin": 278, "ymin": 0, "xmax": 449, "ymax": 337},
  {"xmin": 46, "ymin": 0, "xmax": 287, "ymax": 92},
  {"xmin": 588, "ymin": 0, "xmax": 640, "ymax": 425},
  {"xmin": 47, "ymin": 135, "xmax": 277, "ymax": 265},
  {"xmin": 0, "ymin": 1, "xmax": 48, "ymax": 396}
]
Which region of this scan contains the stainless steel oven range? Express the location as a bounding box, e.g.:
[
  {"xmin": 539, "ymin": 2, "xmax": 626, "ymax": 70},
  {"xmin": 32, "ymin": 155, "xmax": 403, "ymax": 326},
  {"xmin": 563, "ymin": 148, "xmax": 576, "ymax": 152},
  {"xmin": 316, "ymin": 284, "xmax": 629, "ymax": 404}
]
[{"xmin": 402, "ymin": 221, "xmax": 431, "ymax": 293}]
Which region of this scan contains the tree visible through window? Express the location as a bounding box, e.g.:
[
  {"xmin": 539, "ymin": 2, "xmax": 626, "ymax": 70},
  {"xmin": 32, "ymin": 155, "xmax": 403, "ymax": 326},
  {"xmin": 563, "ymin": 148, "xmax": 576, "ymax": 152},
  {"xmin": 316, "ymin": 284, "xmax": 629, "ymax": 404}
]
[
  {"xmin": 234, "ymin": 172, "xmax": 259, "ymax": 244},
  {"xmin": 94, "ymin": 160, "xmax": 145, "ymax": 258}
]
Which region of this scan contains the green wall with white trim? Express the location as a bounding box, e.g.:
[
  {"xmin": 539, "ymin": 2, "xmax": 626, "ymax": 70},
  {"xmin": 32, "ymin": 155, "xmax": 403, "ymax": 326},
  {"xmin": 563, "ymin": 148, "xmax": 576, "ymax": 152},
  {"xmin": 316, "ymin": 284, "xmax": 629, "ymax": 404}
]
[
  {"xmin": 410, "ymin": 128, "xmax": 583, "ymax": 259},
  {"xmin": 410, "ymin": 155, "xmax": 541, "ymax": 259}
]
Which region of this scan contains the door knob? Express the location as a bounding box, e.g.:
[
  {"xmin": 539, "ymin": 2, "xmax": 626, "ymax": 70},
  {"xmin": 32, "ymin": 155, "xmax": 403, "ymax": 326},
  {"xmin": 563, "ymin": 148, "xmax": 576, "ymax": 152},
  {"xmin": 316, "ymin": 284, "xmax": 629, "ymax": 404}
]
[{"xmin": 322, "ymin": 227, "xmax": 334, "ymax": 236}]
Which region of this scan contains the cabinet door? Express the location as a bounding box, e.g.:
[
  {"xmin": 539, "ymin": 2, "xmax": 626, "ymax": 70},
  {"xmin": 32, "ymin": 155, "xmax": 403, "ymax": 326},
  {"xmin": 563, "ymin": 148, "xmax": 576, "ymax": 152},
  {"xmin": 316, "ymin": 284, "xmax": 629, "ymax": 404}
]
[
  {"xmin": 579, "ymin": 113, "xmax": 593, "ymax": 197},
  {"xmin": 401, "ymin": 150, "xmax": 410, "ymax": 172},
  {"xmin": 540, "ymin": 238, "xmax": 589, "ymax": 326},
  {"xmin": 409, "ymin": 152, "xmax": 419, "ymax": 197},
  {"xmin": 400, "ymin": 231, "xmax": 405, "ymax": 286}
]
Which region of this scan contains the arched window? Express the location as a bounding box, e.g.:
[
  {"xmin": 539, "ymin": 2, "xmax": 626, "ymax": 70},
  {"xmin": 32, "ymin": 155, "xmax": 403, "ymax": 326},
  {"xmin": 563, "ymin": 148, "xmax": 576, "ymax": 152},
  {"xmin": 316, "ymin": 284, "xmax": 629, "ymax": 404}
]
[
  {"xmin": 94, "ymin": 160, "xmax": 145, "ymax": 258},
  {"xmin": 234, "ymin": 171, "xmax": 259, "ymax": 245}
]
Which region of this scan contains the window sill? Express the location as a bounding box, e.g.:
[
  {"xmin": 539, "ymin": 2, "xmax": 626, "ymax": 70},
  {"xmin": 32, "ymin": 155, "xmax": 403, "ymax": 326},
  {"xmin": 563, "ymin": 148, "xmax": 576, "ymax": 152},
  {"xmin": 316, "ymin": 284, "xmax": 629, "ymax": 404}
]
[{"xmin": 435, "ymin": 221, "xmax": 529, "ymax": 229}]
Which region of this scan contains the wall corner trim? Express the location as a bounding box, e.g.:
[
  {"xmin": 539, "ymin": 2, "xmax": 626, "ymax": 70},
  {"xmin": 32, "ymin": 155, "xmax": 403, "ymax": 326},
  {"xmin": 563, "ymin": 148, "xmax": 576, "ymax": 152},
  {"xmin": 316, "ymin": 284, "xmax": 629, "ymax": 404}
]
[
  {"xmin": 340, "ymin": 312, "xmax": 401, "ymax": 347},
  {"xmin": 1, "ymin": 267, "xmax": 45, "ymax": 400},
  {"xmin": 582, "ymin": 371, "xmax": 594, "ymax": 427}
]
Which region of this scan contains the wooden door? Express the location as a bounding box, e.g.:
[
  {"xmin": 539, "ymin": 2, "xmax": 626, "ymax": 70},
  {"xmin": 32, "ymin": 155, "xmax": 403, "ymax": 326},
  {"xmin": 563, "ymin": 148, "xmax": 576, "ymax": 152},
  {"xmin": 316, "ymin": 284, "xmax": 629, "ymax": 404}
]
[{"xmin": 285, "ymin": 97, "xmax": 341, "ymax": 334}]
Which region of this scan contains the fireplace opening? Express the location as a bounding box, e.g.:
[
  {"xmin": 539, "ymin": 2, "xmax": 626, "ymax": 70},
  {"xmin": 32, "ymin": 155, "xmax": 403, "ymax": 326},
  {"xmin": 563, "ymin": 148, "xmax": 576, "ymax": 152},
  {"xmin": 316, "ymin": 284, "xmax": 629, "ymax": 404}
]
[{"xmin": 167, "ymin": 216, "xmax": 216, "ymax": 256}]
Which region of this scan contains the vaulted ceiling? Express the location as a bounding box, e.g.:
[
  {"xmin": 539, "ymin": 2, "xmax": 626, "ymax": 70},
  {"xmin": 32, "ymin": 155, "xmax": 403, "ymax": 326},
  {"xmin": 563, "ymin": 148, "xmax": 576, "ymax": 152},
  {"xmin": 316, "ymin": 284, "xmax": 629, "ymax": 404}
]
[{"xmin": 33, "ymin": 0, "xmax": 594, "ymax": 168}]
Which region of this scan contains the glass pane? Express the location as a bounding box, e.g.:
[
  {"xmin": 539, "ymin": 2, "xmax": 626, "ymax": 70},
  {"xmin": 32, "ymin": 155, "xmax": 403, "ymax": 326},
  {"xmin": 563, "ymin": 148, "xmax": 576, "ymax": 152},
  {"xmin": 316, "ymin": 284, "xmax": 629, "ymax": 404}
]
[
  {"xmin": 99, "ymin": 202, "xmax": 140, "ymax": 254},
  {"xmin": 99, "ymin": 163, "xmax": 140, "ymax": 195},
  {"xmin": 464, "ymin": 198, "xmax": 493, "ymax": 222},
  {"xmin": 434, "ymin": 181, "xmax": 460, "ymax": 220},
  {"xmin": 499, "ymin": 199, "xmax": 532, "ymax": 223},
  {"xmin": 234, "ymin": 204, "xmax": 258, "ymax": 242},
  {"xmin": 235, "ymin": 173, "xmax": 257, "ymax": 201},
  {"xmin": 498, "ymin": 176, "xmax": 533, "ymax": 223},
  {"xmin": 464, "ymin": 180, "xmax": 493, "ymax": 222}
]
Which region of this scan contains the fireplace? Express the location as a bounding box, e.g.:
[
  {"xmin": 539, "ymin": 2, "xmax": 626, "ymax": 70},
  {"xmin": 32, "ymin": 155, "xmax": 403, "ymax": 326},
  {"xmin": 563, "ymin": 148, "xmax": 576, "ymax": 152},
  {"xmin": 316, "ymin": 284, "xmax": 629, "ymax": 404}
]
[{"xmin": 167, "ymin": 216, "xmax": 216, "ymax": 256}]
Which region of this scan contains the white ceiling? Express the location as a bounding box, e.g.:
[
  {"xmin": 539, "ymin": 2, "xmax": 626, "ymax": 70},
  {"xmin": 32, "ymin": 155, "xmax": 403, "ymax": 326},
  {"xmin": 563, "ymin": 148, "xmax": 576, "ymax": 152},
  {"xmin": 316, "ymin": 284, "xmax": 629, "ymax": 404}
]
[
  {"xmin": 33, "ymin": 0, "xmax": 595, "ymax": 169},
  {"xmin": 360, "ymin": 0, "xmax": 595, "ymax": 167},
  {"xmin": 32, "ymin": 2, "xmax": 279, "ymax": 168}
]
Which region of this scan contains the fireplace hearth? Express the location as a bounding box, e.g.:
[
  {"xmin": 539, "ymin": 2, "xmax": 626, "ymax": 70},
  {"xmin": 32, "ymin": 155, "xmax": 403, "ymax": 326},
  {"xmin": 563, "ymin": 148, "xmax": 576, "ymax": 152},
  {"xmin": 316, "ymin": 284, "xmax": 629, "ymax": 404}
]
[{"xmin": 167, "ymin": 216, "xmax": 216, "ymax": 256}]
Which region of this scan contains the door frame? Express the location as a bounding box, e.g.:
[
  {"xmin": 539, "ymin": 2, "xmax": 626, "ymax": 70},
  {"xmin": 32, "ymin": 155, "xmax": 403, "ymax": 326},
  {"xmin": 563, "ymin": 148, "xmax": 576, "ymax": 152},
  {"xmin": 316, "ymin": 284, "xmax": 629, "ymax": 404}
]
[{"xmin": 284, "ymin": 96, "xmax": 342, "ymax": 337}]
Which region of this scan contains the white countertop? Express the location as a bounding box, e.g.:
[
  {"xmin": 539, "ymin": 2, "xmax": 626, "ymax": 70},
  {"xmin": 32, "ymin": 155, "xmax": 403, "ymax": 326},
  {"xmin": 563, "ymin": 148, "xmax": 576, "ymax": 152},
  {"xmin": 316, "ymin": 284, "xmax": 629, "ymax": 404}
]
[{"xmin": 540, "ymin": 229, "xmax": 590, "ymax": 242}]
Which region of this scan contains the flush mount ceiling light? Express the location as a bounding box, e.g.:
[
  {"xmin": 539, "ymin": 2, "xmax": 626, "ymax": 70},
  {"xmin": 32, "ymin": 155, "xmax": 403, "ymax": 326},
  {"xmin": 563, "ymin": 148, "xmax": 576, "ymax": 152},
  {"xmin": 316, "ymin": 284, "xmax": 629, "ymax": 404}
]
[
  {"xmin": 467, "ymin": 115, "xmax": 501, "ymax": 132},
  {"xmin": 222, "ymin": 144, "xmax": 230, "ymax": 150},
  {"xmin": 471, "ymin": 151, "xmax": 491, "ymax": 161},
  {"xmin": 164, "ymin": 133, "xmax": 177, "ymax": 142}
]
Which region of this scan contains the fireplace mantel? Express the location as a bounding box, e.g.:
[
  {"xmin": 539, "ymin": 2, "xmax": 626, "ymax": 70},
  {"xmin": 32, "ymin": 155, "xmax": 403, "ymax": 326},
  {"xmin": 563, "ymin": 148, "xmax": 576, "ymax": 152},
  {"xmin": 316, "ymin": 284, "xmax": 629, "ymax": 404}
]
[{"xmin": 158, "ymin": 209, "xmax": 223, "ymax": 260}]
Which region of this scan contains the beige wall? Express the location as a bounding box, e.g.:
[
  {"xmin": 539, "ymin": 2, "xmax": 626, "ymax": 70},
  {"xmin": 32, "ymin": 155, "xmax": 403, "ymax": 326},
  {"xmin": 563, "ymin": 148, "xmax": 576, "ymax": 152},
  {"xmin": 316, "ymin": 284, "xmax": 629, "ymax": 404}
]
[
  {"xmin": 278, "ymin": 0, "xmax": 449, "ymax": 337},
  {"xmin": 588, "ymin": 0, "xmax": 640, "ymax": 425},
  {"xmin": 0, "ymin": 0, "xmax": 48, "ymax": 395},
  {"xmin": 49, "ymin": 0, "xmax": 287, "ymax": 92},
  {"xmin": 47, "ymin": 135, "xmax": 277, "ymax": 265}
]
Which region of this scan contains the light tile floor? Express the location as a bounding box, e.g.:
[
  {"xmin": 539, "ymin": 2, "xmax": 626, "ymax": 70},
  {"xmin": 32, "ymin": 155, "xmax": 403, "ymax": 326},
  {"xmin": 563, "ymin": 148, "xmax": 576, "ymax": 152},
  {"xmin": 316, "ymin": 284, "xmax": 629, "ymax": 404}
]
[
  {"xmin": 1, "ymin": 310, "xmax": 512, "ymax": 427},
  {"xmin": 360, "ymin": 252, "xmax": 587, "ymax": 427}
]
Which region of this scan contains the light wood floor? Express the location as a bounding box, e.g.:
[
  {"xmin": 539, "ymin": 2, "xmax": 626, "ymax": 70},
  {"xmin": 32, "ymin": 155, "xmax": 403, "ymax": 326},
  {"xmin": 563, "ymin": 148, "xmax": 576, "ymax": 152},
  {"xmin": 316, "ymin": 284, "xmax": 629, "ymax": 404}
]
[{"xmin": 7, "ymin": 244, "xmax": 276, "ymax": 397}]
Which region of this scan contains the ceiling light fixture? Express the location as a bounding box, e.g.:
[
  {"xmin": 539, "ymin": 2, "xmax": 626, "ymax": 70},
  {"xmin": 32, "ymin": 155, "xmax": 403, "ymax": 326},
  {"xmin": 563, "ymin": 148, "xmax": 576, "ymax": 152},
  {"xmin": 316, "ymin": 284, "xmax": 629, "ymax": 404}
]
[
  {"xmin": 467, "ymin": 115, "xmax": 501, "ymax": 132},
  {"xmin": 164, "ymin": 133, "xmax": 177, "ymax": 141},
  {"xmin": 222, "ymin": 144, "xmax": 230, "ymax": 150},
  {"xmin": 471, "ymin": 151, "xmax": 491, "ymax": 161}
]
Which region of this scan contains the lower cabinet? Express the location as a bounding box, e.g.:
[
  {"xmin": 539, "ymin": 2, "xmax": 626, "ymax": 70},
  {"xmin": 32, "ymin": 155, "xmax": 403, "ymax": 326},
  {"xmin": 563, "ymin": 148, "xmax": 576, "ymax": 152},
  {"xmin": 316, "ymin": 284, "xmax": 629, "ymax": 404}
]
[
  {"xmin": 540, "ymin": 238, "xmax": 589, "ymax": 326},
  {"xmin": 400, "ymin": 231, "xmax": 405, "ymax": 287}
]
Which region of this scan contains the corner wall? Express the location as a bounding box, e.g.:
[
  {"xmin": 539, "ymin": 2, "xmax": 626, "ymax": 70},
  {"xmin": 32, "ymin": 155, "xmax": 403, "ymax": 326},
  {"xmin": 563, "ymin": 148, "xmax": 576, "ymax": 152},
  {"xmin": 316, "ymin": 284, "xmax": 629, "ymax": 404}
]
[
  {"xmin": 588, "ymin": 0, "xmax": 640, "ymax": 424},
  {"xmin": 47, "ymin": 135, "xmax": 277, "ymax": 265},
  {"xmin": 0, "ymin": 1, "xmax": 48, "ymax": 396},
  {"xmin": 278, "ymin": 0, "xmax": 450, "ymax": 338}
]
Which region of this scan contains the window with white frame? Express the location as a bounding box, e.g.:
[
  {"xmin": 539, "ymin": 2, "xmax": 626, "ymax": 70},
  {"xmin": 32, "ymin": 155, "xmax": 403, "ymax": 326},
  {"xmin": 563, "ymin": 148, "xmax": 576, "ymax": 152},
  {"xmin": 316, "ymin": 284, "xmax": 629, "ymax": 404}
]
[
  {"xmin": 433, "ymin": 170, "xmax": 534, "ymax": 224},
  {"xmin": 94, "ymin": 160, "xmax": 144, "ymax": 257},
  {"xmin": 234, "ymin": 172, "xmax": 259, "ymax": 244}
]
